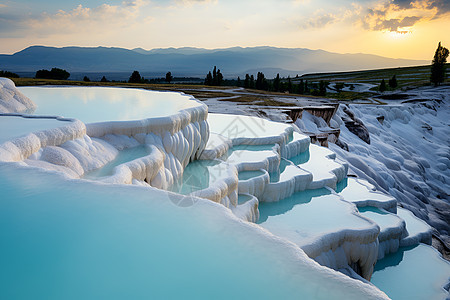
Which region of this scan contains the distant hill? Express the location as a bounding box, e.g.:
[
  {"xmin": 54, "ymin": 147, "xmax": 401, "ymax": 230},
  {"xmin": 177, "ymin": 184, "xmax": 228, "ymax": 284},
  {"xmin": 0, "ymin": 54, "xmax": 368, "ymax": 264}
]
[{"xmin": 0, "ymin": 46, "xmax": 428, "ymax": 79}]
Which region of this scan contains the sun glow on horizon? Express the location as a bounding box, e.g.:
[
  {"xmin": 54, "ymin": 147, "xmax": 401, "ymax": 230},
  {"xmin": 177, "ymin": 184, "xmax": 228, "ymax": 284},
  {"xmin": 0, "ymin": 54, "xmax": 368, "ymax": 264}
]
[{"xmin": 387, "ymin": 30, "xmax": 412, "ymax": 40}]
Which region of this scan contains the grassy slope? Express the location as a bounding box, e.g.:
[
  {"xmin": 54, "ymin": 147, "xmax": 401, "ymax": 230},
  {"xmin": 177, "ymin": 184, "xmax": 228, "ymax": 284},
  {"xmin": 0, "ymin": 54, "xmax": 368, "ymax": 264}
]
[
  {"xmin": 296, "ymin": 64, "xmax": 449, "ymax": 101},
  {"xmin": 300, "ymin": 64, "xmax": 450, "ymax": 88}
]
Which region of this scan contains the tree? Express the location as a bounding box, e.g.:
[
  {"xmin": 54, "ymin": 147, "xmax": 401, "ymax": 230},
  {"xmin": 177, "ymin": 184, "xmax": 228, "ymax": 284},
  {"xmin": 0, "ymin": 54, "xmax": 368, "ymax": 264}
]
[
  {"xmin": 273, "ymin": 73, "xmax": 281, "ymax": 92},
  {"xmin": 256, "ymin": 72, "xmax": 264, "ymax": 90},
  {"xmin": 204, "ymin": 67, "xmax": 223, "ymax": 86},
  {"xmin": 379, "ymin": 79, "xmax": 386, "ymax": 92},
  {"xmin": 165, "ymin": 71, "xmax": 173, "ymax": 83},
  {"xmin": 335, "ymin": 82, "xmax": 345, "ymax": 93},
  {"xmin": 298, "ymin": 79, "xmax": 305, "ymax": 94},
  {"xmin": 128, "ymin": 70, "xmax": 142, "ymax": 83},
  {"xmin": 83, "ymin": 76, "xmax": 90, "ymax": 82},
  {"xmin": 430, "ymin": 42, "xmax": 449, "ymax": 86},
  {"xmin": 287, "ymin": 76, "xmax": 292, "ymax": 93},
  {"xmin": 204, "ymin": 71, "xmax": 213, "ymax": 85},
  {"xmin": 237, "ymin": 76, "xmax": 241, "ymax": 87},
  {"xmin": 388, "ymin": 75, "xmax": 397, "ymax": 88},
  {"xmin": 212, "ymin": 66, "xmax": 217, "ymax": 85},
  {"xmin": 100, "ymin": 76, "xmax": 108, "ymax": 82},
  {"xmin": 35, "ymin": 68, "xmax": 70, "ymax": 80},
  {"xmin": 50, "ymin": 68, "xmax": 70, "ymax": 80},
  {"xmin": 255, "ymin": 72, "xmax": 269, "ymax": 91},
  {"xmin": 0, "ymin": 70, "xmax": 19, "ymax": 78},
  {"xmin": 318, "ymin": 80, "xmax": 327, "ymax": 96},
  {"xmin": 35, "ymin": 69, "xmax": 51, "ymax": 79},
  {"xmin": 249, "ymin": 75, "xmax": 255, "ymax": 89},
  {"xmin": 244, "ymin": 74, "xmax": 250, "ymax": 88},
  {"xmin": 216, "ymin": 69, "xmax": 223, "ymax": 86}
]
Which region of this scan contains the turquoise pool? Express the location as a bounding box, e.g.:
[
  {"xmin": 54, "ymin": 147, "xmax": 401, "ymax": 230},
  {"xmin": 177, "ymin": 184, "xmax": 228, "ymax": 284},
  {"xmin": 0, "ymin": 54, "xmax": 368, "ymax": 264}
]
[
  {"xmin": 371, "ymin": 244, "xmax": 450, "ymax": 300},
  {"xmin": 238, "ymin": 170, "xmax": 266, "ymax": 181},
  {"xmin": 396, "ymin": 207, "xmax": 431, "ymax": 238},
  {"xmin": 84, "ymin": 145, "xmax": 152, "ymax": 179},
  {"xmin": 19, "ymin": 86, "xmax": 201, "ymax": 123},
  {"xmin": 0, "ymin": 115, "xmax": 73, "ymax": 144},
  {"xmin": 258, "ymin": 191, "xmax": 373, "ymax": 248},
  {"xmin": 169, "ymin": 159, "xmax": 232, "ymax": 195},
  {"xmin": 0, "ymin": 162, "xmax": 382, "ymax": 299},
  {"xmin": 258, "ymin": 188, "xmax": 333, "ymax": 223}
]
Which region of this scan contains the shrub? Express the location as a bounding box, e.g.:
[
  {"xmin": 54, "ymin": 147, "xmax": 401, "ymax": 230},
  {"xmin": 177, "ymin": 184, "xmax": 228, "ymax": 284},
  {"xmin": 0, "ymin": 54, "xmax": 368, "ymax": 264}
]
[
  {"xmin": 35, "ymin": 68, "xmax": 70, "ymax": 80},
  {"xmin": 0, "ymin": 70, "xmax": 19, "ymax": 78}
]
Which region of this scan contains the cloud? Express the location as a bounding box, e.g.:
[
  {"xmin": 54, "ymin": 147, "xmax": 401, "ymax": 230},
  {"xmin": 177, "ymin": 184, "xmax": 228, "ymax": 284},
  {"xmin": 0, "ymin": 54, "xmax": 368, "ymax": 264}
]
[
  {"xmin": 390, "ymin": 0, "xmax": 414, "ymax": 9},
  {"xmin": 424, "ymin": 0, "xmax": 450, "ymax": 16},
  {"xmin": 0, "ymin": 0, "xmax": 149, "ymax": 38},
  {"xmin": 292, "ymin": 3, "xmax": 364, "ymax": 30},
  {"xmin": 391, "ymin": 0, "xmax": 450, "ymax": 15},
  {"xmin": 0, "ymin": 11, "xmax": 30, "ymax": 36},
  {"xmin": 300, "ymin": 13, "xmax": 337, "ymax": 29},
  {"xmin": 373, "ymin": 15, "xmax": 421, "ymax": 32},
  {"xmin": 361, "ymin": 0, "xmax": 448, "ymax": 33}
]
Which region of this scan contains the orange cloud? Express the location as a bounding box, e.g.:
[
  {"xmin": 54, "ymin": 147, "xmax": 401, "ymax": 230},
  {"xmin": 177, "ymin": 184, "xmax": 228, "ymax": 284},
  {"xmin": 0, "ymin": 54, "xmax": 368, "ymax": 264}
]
[{"xmin": 362, "ymin": 0, "xmax": 444, "ymax": 33}]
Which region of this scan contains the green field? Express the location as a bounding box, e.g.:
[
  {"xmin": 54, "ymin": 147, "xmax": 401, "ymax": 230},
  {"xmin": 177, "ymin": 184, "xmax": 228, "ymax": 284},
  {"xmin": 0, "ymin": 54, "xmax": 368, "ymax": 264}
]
[{"xmin": 299, "ymin": 64, "xmax": 449, "ymax": 88}]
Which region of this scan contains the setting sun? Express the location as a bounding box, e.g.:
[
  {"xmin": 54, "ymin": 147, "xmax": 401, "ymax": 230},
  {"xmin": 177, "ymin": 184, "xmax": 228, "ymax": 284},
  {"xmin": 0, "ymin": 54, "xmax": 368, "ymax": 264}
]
[{"xmin": 387, "ymin": 30, "xmax": 411, "ymax": 39}]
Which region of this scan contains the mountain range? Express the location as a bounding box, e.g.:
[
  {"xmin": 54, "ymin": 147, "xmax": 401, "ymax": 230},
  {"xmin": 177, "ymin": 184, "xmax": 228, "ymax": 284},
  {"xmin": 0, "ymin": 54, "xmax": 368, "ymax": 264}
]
[{"xmin": 0, "ymin": 46, "xmax": 428, "ymax": 79}]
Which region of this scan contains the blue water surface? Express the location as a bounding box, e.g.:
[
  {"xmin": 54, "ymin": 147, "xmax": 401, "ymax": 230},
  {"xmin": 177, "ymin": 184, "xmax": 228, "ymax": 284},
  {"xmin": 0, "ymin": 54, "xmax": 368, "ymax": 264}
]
[{"xmin": 0, "ymin": 162, "xmax": 383, "ymax": 300}]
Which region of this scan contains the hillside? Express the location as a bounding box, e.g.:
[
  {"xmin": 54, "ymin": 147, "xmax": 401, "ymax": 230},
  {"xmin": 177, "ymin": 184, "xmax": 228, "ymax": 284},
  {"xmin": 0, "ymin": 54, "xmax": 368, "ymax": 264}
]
[{"xmin": 0, "ymin": 46, "xmax": 428, "ymax": 79}]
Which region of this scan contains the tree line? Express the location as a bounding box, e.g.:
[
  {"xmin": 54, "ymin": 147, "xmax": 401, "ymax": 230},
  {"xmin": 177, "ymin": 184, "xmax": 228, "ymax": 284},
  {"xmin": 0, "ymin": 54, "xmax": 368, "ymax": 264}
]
[
  {"xmin": 0, "ymin": 70, "xmax": 19, "ymax": 78},
  {"xmin": 237, "ymin": 72, "xmax": 328, "ymax": 96},
  {"xmin": 202, "ymin": 67, "xmax": 328, "ymax": 95},
  {"xmin": 204, "ymin": 66, "xmax": 224, "ymax": 86}
]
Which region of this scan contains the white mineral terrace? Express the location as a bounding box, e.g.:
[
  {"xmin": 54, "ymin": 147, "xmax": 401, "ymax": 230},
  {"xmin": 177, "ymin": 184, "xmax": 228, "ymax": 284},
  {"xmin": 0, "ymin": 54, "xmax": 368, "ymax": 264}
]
[{"xmin": 1, "ymin": 78, "xmax": 449, "ymax": 299}]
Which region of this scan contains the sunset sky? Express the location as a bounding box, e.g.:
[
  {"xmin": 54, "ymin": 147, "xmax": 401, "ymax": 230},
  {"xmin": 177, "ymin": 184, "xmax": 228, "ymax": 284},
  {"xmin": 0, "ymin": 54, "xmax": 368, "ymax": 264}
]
[{"xmin": 0, "ymin": 0, "xmax": 448, "ymax": 60}]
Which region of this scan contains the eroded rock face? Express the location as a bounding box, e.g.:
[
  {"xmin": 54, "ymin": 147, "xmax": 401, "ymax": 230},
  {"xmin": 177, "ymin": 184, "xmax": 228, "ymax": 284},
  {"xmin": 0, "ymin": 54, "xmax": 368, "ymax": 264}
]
[
  {"xmin": 304, "ymin": 105, "xmax": 339, "ymax": 125},
  {"xmin": 335, "ymin": 138, "xmax": 349, "ymax": 151},
  {"xmin": 330, "ymin": 89, "xmax": 450, "ymax": 252},
  {"xmin": 0, "ymin": 77, "xmax": 36, "ymax": 113},
  {"xmin": 342, "ymin": 106, "xmax": 370, "ymax": 144}
]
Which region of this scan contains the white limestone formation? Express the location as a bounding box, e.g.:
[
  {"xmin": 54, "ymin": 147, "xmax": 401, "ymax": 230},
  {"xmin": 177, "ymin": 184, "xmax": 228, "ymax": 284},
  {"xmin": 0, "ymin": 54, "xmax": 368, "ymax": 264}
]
[
  {"xmin": 334, "ymin": 178, "xmax": 398, "ymax": 213},
  {"xmin": 357, "ymin": 208, "xmax": 407, "ymax": 260},
  {"xmin": 0, "ymin": 78, "xmax": 36, "ymax": 113},
  {"xmin": 2, "ymin": 83, "xmax": 447, "ymax": 296}
]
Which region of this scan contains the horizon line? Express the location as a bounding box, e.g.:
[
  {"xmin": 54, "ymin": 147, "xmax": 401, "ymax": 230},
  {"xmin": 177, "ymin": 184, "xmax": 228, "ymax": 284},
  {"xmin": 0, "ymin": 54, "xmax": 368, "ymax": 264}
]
[{"xmin": 2, "ymin": 44, "xmax": 430, "ymax": 62}]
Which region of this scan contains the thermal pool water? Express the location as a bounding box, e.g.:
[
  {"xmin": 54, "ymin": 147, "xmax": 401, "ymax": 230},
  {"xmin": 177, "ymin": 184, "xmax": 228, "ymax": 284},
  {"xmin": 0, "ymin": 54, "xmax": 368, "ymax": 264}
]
[{"xmin": 1, "ymin": 80, "xmax": 448, "ymax": 299}]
